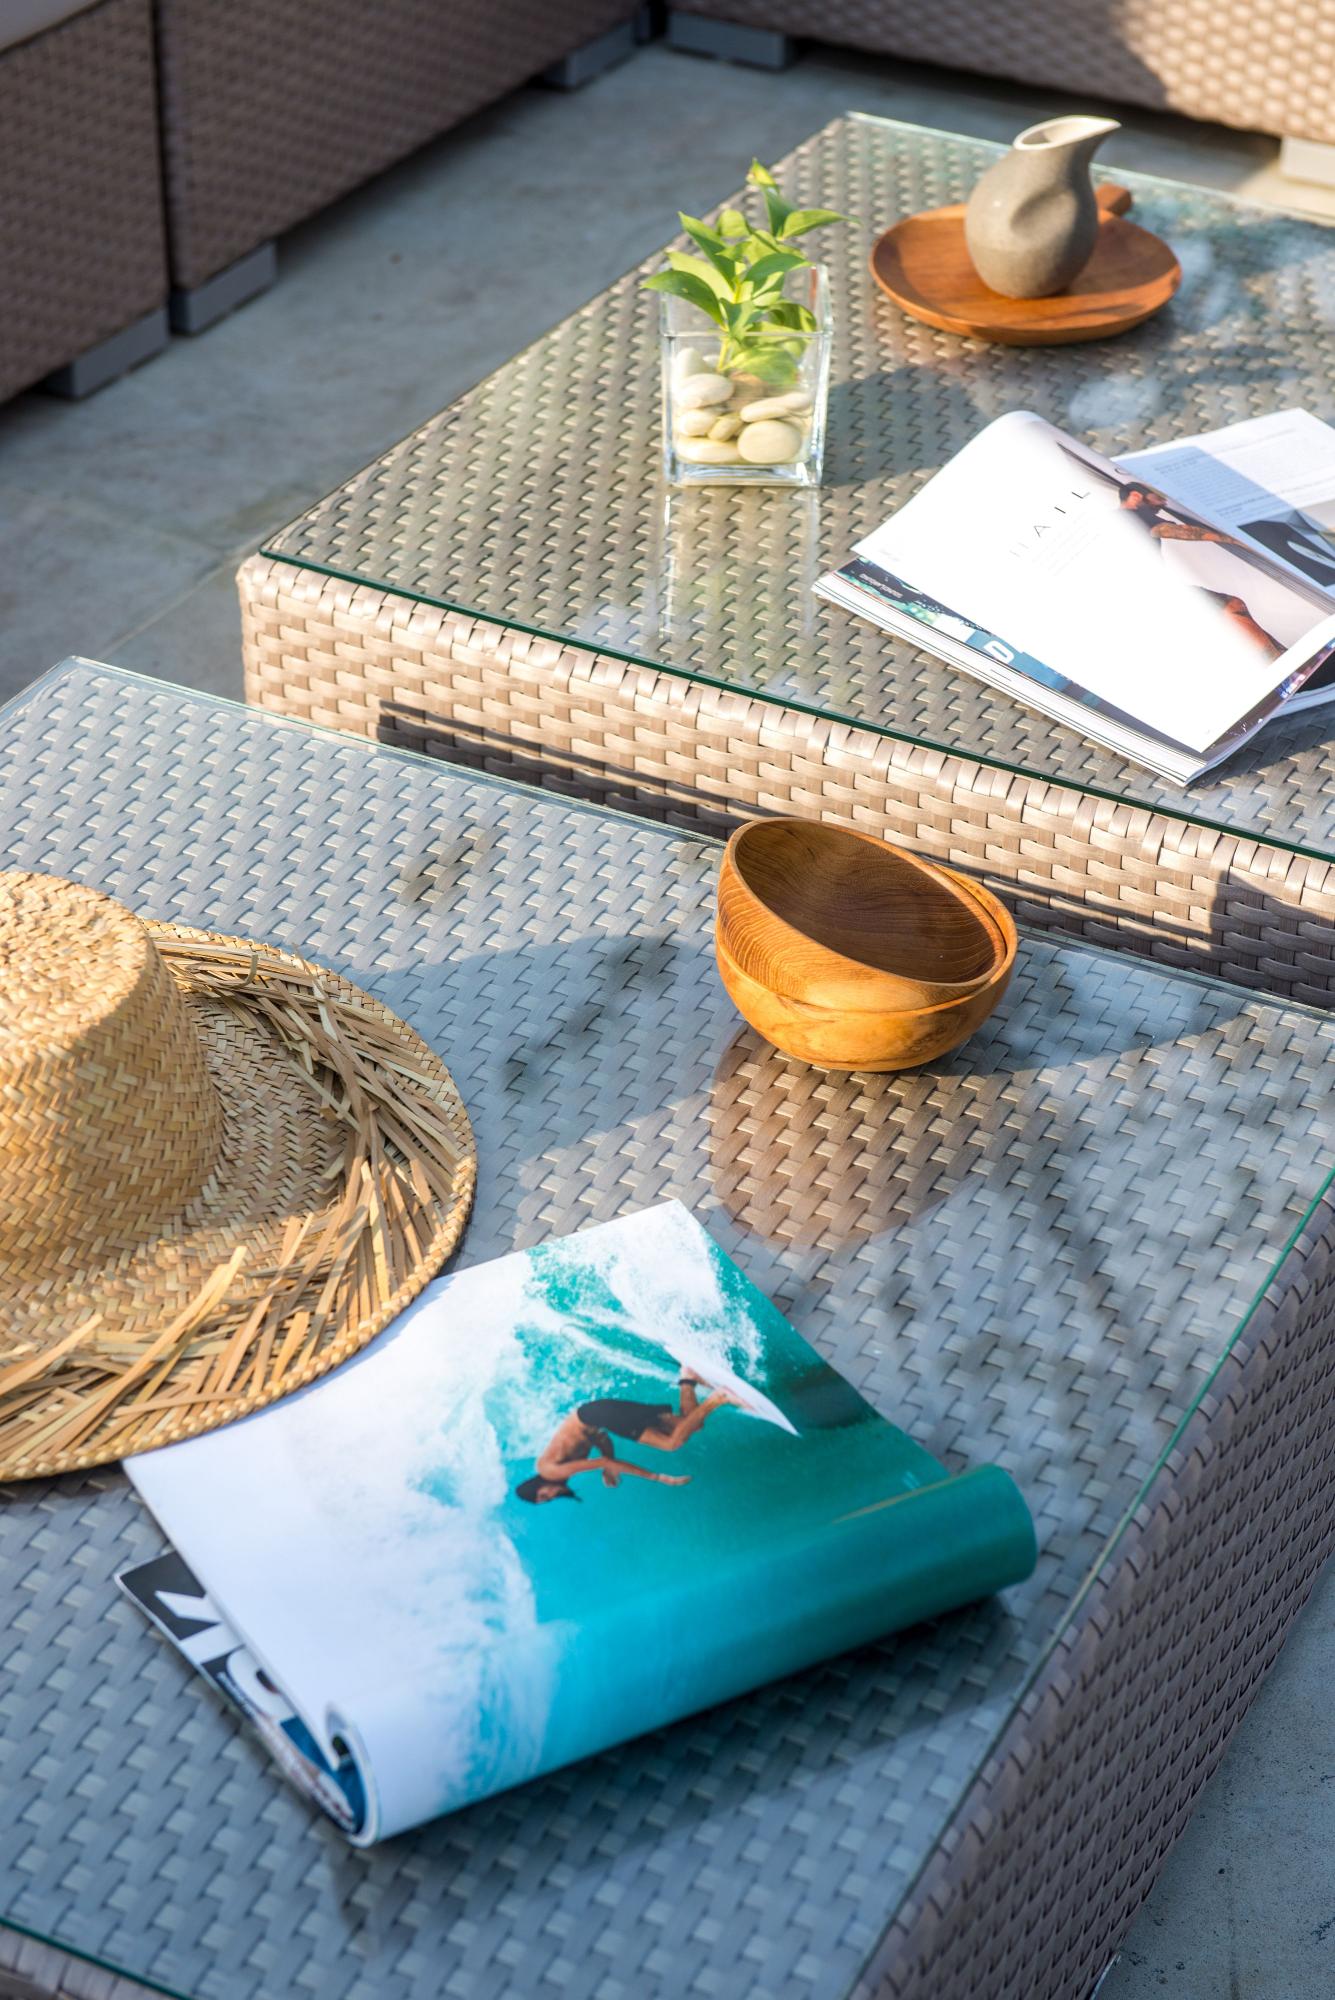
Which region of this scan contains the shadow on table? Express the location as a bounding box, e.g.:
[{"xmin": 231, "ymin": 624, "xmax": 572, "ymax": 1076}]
[{"xmin": 375, "ymin": 692, "xmax": 743, "ymax": 837}]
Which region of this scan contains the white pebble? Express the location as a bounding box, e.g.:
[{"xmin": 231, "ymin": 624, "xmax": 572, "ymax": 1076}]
[
  {"xmin": 740, "ymin": 391, "xmax": 813, "ymax": 423},
  {"xmin": 677, "ymin": 408, "xmax": 717, "ymax": 437},
  {"xmin": 672, "ymin": 345, "xmax": 708, "ymax": 387},
  {"xmin": 676, "ymin": 372, "xmax": 732, "ymax": 409},
  {"xmin": 677, "ymin": 437, "xmax": 742, "ymax": 464},
  {"xmin": 709, "ymin": 412, "xmax": 743, "ymax": 440},
  {"xmin": 737, "ymin": 419, "xmax": 802, "ymax": 465}
]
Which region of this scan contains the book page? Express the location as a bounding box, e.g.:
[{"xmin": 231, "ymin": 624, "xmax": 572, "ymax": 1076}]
[
  {"xmin": 855, "ymin": 411, "xmax": 1335, "ymax": 753},
  {"xmin": 126, "ymin": 1204, "xmax": 1035, "ymax": 1843},
  {"xmin": 1123, "ymin": 409, "xmax": 1335, "ymax": 593}
]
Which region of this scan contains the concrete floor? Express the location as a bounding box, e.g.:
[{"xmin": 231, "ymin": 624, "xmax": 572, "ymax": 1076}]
[{"xmin": 3, "ymin": 31, "xmax": 1334, "ymax": 1995}]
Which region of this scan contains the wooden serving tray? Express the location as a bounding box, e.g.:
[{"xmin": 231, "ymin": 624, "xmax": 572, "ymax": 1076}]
[{"xmin": 870, "ymin": 184, "xmax": 1181, "ymax": 345}]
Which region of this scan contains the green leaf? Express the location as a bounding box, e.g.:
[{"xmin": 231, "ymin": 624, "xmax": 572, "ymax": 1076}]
[
  {"xmin": 747, "ymin": 160, "xmax": 778, "ymax": 191},
  {"xmin": 643, "ymin": 269, "xmax": 726, "ymax": 326},
  {"xmin": 762, "ymin": 188, "xmax": 794, "ymax": 238},
  {"xmin": 678, "ymin": 213, "xmax": 739, "ymax": 281},
  {"xmin": 739, "ymin": 249, "xmax": 807, "ymax": 293},
  {"xmin": 753, "ymin": 299, "xmax": 817, "ymax": 331},
  {"xmin": 717, "ymin": 207, "xmax": 749, "ymax": 237},
  {"xmin": 779, "ymin": 206, "xmax": 846, "ymax": 239},
  {"xmin": 666, "ymin": 250, "xmax": 735, "ymax": 300},
  {"xmin": 727, "ymin": 345, "xmax": 799, "ymax": 385}
]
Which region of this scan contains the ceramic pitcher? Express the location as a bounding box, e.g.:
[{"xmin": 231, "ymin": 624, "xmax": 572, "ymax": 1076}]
[{"xmin": 964, "ymin": 115, "xmax": 1120, "ymax": 299}]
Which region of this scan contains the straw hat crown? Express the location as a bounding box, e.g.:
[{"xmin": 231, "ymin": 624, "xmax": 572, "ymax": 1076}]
[{"xmin": 1, "ymin": 873, "xmax": 225, "ymax": 1268}]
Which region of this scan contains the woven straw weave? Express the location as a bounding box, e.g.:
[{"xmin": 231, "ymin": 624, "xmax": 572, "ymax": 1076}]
[
  {"xmin": 0, "ymin": 0, "xmax": 166, "ymax": 402},
  {"xmin": 2, "ymin": 660, "xmax": 1334, "ymax": 2000},
  {"xmin": 155, "ymin": 0, "xmax": 640, "ymax": 291},
  {"xmin": 673, "ymin": 0, "xmax": 1335, "ymax": 144}
]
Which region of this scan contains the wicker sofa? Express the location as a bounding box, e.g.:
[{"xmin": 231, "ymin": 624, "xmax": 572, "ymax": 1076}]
[
  {"xmin": 667, "ymin": 0, "xmax": 1335, "ymax": 147},
  {"xmin": 153, "ymin": 0, "xmax": 647, "ymax": 329},
  {"xmin": 0, "ymin": 0, "xmax": 168, "ymax": 402}
]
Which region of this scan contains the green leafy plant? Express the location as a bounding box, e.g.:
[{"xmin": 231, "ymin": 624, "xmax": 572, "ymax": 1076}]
[{"xmin": 645, "ymin": 160, "xmax": 846, "ymax": 385}]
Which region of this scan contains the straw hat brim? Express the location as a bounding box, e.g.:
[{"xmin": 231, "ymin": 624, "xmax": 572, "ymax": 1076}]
[{"xmin": 0, "ymin": 921, "xmax": 476, "ymax": 1480}]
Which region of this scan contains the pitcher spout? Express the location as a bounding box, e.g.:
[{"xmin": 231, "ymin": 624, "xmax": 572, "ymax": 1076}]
[{"xmin": 1013, "ymin": 114, "xmax": 1120, "ymax": 163}]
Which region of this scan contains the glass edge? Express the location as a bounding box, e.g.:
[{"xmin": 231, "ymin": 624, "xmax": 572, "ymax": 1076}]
[
  {"xmin": 0, "ymin": 660, "xmax": 724, "ymax": 853},
  {"xmin": 243, "ymin": 563, "xmax": 1335, "ymax": 868},
  {"xmin": 0, "ymin": 1914, "xmax": 189, "ymax": 2000},
  {"xmin": 850, "ymin": 1148, "xmax": 1335, "ymax": 1996}
]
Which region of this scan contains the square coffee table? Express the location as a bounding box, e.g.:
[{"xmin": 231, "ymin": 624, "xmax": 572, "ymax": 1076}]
[
  {"xmin": 3, "ymin": 660, "xmax": 1335, "ymax": 2000},
  {"xmin": 243, "ymin": 113, "xmax": 1335, "ymax": 1010}
]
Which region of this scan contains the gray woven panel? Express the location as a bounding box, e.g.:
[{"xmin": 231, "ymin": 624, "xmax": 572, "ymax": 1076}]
[
  {"xmin": 0, "ymin": 0, "xmax": 167, "ymax": 402},
  {"xmin": 156, "ymin": 0, "xmax": 640, "ymax": 290},
  {"xmin": 265, "ymin": 114, "xmax": 1335, "ymax": 857},
  {"xmin": 3, "ymin": 662, "xmax": 1335, "ymax": 2000},
  {"xmin": 670, "ymin": 1, "xmax": 1335, "ymax": 145}
]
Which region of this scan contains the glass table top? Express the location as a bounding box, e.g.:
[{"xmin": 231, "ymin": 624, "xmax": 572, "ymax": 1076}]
[
  {"xmin": 264, "ymin": 111, "xmax": 1335, "ymax": 859},
  {"xmin": 3, "ymin": 662, "xmax": 1335, "ymax": 2000}
]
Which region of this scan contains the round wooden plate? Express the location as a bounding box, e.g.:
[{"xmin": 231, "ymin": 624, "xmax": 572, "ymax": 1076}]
[{"xmin": 869, "ymin": 184, "xmax": 1181, "ymax": 346}]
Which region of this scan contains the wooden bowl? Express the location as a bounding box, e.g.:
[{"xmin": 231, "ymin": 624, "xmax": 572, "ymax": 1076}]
[{"xmin": 715, "ymin": 820, "xmax": 1016, "ymax": 1072}]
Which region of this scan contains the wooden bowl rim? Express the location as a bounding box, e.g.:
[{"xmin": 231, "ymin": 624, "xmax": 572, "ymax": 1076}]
[{"xmin": 719, "ymin": 820, "xmax": 1017, "ymax": 1010}]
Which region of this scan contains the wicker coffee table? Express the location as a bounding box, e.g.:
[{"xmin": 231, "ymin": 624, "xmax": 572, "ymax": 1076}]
[
  {"xmin": 241, "ymin": 112, "xmax": 1335, "ymax": 1009},
  {"xmin": 3, "ymin": 659, "xmax": 1335, "ymax": 2000}
]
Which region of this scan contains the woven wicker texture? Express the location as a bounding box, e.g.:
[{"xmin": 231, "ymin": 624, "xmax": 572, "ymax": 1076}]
[
  {"xmin": 2, "ymin": 661, "xmax": 1334, "ymax": 2000},
  {"xmin": 0, "ymin": 0, "xmax": 166, "ymax": 402},
  {"xmin": 672, "ymin": 0, "xmax": 1335, "ymax": 144},
  {"xmin": 241, "ymin": 554, "xmax": 1335, "ymax": 1011},
  {"xmin": 155, "ymin": 0, "xmax": 640, "ymax": 291},
  {"xmin": 861, "ymin": 1176, "xmax": 1335, "ymax": 2000},
  {"xmin": 0, "ymin": 876, "xmax": 476, "ymax": 1480},
  {"xmin": 261, "ymin": 115, "xmax": 1335, "ymax": 857}
]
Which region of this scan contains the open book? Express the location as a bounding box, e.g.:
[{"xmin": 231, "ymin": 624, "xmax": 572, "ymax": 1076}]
[
  {"xmin": 121, "ymin": 1203, "xmax": 1037, "ymax": 1844},
  {"xmin": 816, "ymin": 409, "xmax": 1335, "ymax": 782}
]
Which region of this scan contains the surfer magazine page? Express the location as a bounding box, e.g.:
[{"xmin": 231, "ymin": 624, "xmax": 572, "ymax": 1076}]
[
  {"xmin": 120, "ymin": 1203, "xmax": 1037, "ymax": 1845},
  {"xmin": 816, "ymin": 408, "xmax": 1335, "ymax": 783}
]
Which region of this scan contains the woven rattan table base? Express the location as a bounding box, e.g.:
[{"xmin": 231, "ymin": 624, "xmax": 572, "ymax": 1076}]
[
  {"xmin": 241, "ymin": 553, "xmax": 1335, "ymax": 1008},
  {"xmin": 4, "ymin": 663, "xmax": 1335, "ymax": 2000}
]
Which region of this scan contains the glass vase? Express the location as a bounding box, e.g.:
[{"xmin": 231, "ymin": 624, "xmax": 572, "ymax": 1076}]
[{"xmin": 660, "ymin": 265, "xmax": 831, "ymax": 489}]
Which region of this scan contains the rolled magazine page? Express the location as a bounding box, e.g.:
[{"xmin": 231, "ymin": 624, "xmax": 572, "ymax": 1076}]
[
  {"xmin": 849, "ymin": 411, "xmax": 1335, "ymax": 755},
  {"xmin": 127, "ymin": 1203, "xmax": 1036, "ymax": 1843}
]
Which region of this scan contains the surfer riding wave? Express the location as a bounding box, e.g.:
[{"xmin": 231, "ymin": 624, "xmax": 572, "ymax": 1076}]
[{"xmin": 515, "ymin": 1374, "xmax": 735, "ymax": 1505}]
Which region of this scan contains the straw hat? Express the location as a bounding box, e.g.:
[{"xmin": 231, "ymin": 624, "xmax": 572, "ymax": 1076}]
[{"xmin": 0, "ymin": 870, "xmax": 476, "ymax": 1480}]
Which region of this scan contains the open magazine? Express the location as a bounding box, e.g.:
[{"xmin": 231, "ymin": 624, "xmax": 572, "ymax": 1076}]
[
  {"xmin": 816, "ymin": 408, "xmax": 1335, "ymax": 782},
  {"xmin": 120, "ymin": 1203, "xmax": 1037, "ymax": 1844}
]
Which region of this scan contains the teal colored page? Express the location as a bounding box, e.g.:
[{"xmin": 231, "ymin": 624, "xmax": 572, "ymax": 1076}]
[
  {"xmin": 472, "ymin": 1206, "xmax": 1036, "ymax": 1801},
  {"xmin": 129, "ymin": 1200, "xmax": 1036, "ymax": 1840}
]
